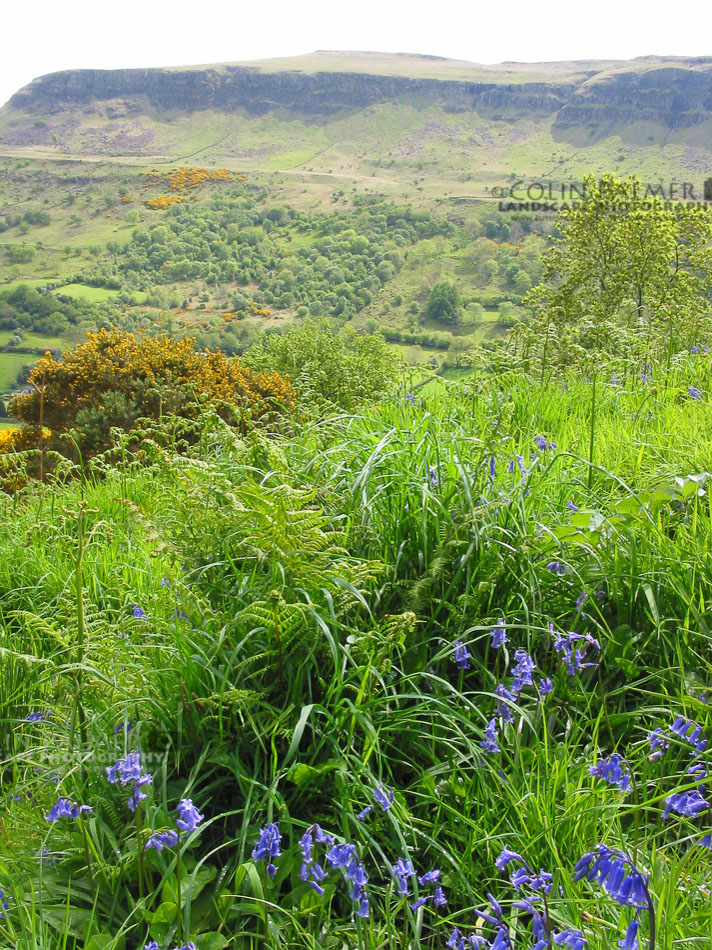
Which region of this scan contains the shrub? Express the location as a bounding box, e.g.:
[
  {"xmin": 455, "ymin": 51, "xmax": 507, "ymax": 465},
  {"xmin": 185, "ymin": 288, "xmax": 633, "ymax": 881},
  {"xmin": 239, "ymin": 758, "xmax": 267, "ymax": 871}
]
[{"xmin": 9, "ymin": 328, "xmax": 295, "ymax": 456}]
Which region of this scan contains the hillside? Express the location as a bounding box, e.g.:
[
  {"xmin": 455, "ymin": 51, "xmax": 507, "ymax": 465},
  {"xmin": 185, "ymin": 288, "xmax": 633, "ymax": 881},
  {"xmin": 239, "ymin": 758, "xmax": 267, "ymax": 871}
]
[{"xmin": 3, "ymin": 51, "xmax": 712, "ymax": 193}]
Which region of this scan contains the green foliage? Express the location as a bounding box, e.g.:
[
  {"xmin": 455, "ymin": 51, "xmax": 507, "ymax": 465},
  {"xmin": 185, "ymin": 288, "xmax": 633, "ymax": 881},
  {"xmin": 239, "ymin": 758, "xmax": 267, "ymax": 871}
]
[
  {"xmin": 426, "ymin": 280, "xmax": 461, "ymax": 322},
  {"xmin": 518, "ymin": 174, "xmax": 712, "ymax": 375},
  {"xmin": 244, "ymin": 319, "xmax": 400, "ymax": 411}
]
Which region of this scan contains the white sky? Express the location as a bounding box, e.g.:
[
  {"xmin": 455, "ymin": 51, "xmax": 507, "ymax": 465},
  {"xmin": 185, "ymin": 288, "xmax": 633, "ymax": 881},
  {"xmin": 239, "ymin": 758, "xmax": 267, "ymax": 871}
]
[{"xmin": 2, "ymin": 0, "xmax": 712, "ymax": 108}]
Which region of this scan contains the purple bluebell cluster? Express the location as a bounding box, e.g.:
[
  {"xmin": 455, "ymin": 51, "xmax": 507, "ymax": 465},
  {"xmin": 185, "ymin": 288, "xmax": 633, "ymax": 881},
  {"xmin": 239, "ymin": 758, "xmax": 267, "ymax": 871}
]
[
  {"xmin": 589, "ymin": 754, "xmax": 631, "ymax": 793},
  {"xmin": 144, "ymin": 943, "xmax": 196, "ymax": 950},
  {"xmin": 23, "ymin": 711, "xmax": 46, "ymax": 723},
  {"xmin": 44, "ymin": 797, "xmax": 92, "ymax": 823},
  {"xmin": 481, "ymin": 718, "xmax": 500, "ymax": 755},
  {"xmin": 144, "ymin": 798, "xmax": 204, "ymax": 853},
  {"xmin": 133, "ymin": 605, "xmax": 146, "ymax": 619},
  {"xmin": 490, "ymin": 620, "xmax": 507, "ymax": 649},
  {"xmin": 688, "ymin": 385, "xmax": 702, "ymax": 401},
  {"xmin": 670, "ymin": 716, "xmax": 708, "ymax": 753},
  {"xmin": 534, "ymin": 435, "xmax": 557, "ymax": 452},
  {"xmin": 573, "ymin": 845, "xmax": 650, "ymax": 910},
  {"xmin": 405, "ymin": 393, "xmax": 416, "ymax": 406},
  {"xmin": 299, "ymin": 823, "xmax": 334, "ymax": 895},
  {"xmin": 326, "ymin": 840, "xmax": 369, "ymax": 918},
  {"xmin": 392, "ymin": 856, "xmax": 414, "ymax": 895},
  {"xmin": 429, "ymin": 466, "xmax": 439, "ymax": 488},
  {"xmin": 252, "ymin": 822, "xmax": 282, "ymax": 879},
  {"xmin": 662, "ymin": 789, "xmax": 709, "ymax": 820},
  {"xmin": 106, "ymin": 751, "xmax": 153, "ymax": 812},
  {"xmin": 410, "ymin": 867, "xmax": 447, "ymax": 911},
  {"xmin": 507, "ymin": 454, "xmax": 527, "ymax": 475},
  {"xmin": 552, "ymin": 628, "xmax": 600, "ymax": 677},
  {"xmin": 453, "ymin": 640, "xmax": 472, "ymax": 670},
  {"xmin": 547, "ymin": 561, "xmax": 566, "ymax": 575}
]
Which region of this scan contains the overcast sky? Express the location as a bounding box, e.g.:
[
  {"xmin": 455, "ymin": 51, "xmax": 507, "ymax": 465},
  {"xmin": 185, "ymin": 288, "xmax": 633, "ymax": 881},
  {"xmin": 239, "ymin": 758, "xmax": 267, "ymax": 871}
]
[{"xmin": 2, "ymin": 0, "xmax": 711, "ymax": 108}]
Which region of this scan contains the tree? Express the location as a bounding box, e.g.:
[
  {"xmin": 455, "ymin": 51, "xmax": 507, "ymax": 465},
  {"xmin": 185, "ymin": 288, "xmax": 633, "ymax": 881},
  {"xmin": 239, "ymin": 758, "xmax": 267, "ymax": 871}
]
[
  {"xmin": 519, "ymin": 174, "xmax": 712, "ymax": 376},
  {"xmin": 426, "ymin": 281, "xmax": 461, "ymax": 323}
]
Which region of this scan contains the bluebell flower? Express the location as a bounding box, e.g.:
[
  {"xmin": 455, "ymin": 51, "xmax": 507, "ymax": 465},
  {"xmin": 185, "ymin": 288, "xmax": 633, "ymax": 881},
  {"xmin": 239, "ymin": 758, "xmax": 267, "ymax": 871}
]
[
  {"xmin": 356, "ymin": 806, "xmax": 371, "ymax": 820},
  {"xmin": 510, "ymin": 866, "xmax": 531, "ymax": 888},
  {"xmin": 144, "ymin": 943, "xmax": 160, "ymax": 950},
  {"xmin": 490, "ymin": 620, "xmax": 507, "ymax": 648},
  {"xmin": 298, "ymin": 824, "xmax": 334, "ymax": 894},
  {"xmin": 24, "ymin": 711, "xmax": 46, "ymax": 722},
  {"xmin": 589, "ymin": 753, "xmax": 631, "ymax": 792},
  {"xmin": 618, "ymin": 919, "xmax": 639, "ymax": 949},
  {"xmin": 546, "ymin": 561, "xmax": 566, "ymax": 575},
  {"xmin": 511, "ymin": 649, "xmax": 536, "ymax": 693},
  {"xmin": 453, "ymin": 640, "xmax": 471, "ymax": 670},
  {"xmin": 106, "ymin": 751, "xmax": 152, "ymax": 812},
  {"xmin": 176, "ymin": 798, "xmax": 204, "ymax": 834},
  {"xmin": 662, "ymin": 790, "xmax": 709, "ymax": 820},
  {"xmin": 553, "ymin": 631, "xmax": 600, "ymax": 676},
  {"xmin": 429, "ymin": 466, "xmax": 439, "ymax": 488},
  {"xmin": 44, "ymin": 797, "xmax": 92, "ymax": 823},
  {"xmin": 699, "ymin": 834, "xmax": 711, "ymax": 849},
  {"xmin": 0, "ymin": 885, "xmax": 9, "ymax": 919},
  {"xmin": 374, "ymin": 783, "xmax": 394, "ymax": 811},
  {"xmin": 160, "ymin": 577, "xmax": 171, "ymax": 587},
  {"xmin": 113, "ymin": 719, "xmax": 134, "ymax": 735},
  {"xmin": 567, "ymin": 500, "xmax": 580, "ymax": 513},
  {"xmin": 647, "ymin": 727, "xmax": 669, "ymax": 760},
  {"xmin": 489, "ymin": 456, "xmax": 496, "ymax": 480},
  {"xmin": 573, "ymin": 845, "xmax": 649, "ymax": 909},
  {"xmin": 326, "ymin": 841, "xmax": 368, "ymax": 913},
  {"xmin": 534, "ymin": 435, "xmax": 556, "ymax": 451},
  {"xmin": 691, "ymin": 345, "xmax": 700, "ymax": 354},
  {"xmin": 553, "ymin": 930, "xmax": 587, "ymax": 948},
  {"xmin": 538, "ymin": 677, "xmax": 554, "ymax": 697},
  {"xmin": 671, "ymin": 717, "xmax": 707, "ymax": 753},
  {"xmin": 411, "ymin": 896, "xmax": 430, "ymax": 911},
  {"xmin": 495, "ymin": 847, "xmax": 524, "ymax": 870},
  {"xmin": 688, "ymin": 386, "xmax": 702, "ymax": 401},
  {"xmin": 392, "ymin": 856, "xmax": 415, "ymax": 895},
  {"xmin": 481, "ymin": 718, "xmax": 500, "ymax": 755},
  {"xmin": 405, "ymin": 393, "xmax": 416, "ymax": 406},
  {"xmin": 418, "ymin": 869, "xmax": 441, "ymax": 884},
  {"xmin": 433, "ymin": 885, "xmax": 447, "ymax": 907},
  {"xmin": 252, "ymin": 822, "xmax": 281, "ymax": 878},
  {"xmin": 495, "ymin": 683, "xmax": 516, "ymax": 723},
  {"xmin": 132, "ymin": 605, "xmax": 146, "ymax": 619},
  {"xmin": 144, "ymin": 829, "xmax": 179, "ymax": 852}
]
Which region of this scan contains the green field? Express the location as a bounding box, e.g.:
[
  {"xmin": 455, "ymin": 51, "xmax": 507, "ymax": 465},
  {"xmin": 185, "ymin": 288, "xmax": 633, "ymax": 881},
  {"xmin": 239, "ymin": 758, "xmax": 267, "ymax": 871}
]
[{"xmin": 0, "ymin": 352, "xmax": 27, "ymax": 390}]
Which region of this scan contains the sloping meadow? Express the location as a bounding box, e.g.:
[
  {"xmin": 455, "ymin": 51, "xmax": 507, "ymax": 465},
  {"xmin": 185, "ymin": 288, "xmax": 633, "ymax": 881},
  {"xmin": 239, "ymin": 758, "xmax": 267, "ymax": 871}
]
[{"xmin": 1, "ymin": 361, "xmax": 711, "ymax": 949}]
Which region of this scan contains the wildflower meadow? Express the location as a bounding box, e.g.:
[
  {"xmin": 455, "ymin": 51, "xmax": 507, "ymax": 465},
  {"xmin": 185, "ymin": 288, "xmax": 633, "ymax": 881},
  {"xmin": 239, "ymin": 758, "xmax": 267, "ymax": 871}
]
[{"xmin": 1, "ymin": 345, "xmax": 711, "ymax": 949}]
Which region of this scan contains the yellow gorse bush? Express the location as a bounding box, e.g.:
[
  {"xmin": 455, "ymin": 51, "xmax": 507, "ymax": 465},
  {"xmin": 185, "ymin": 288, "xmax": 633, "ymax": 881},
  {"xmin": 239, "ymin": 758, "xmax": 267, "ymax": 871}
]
[{"xmin": 9, "ymin": 328, "xmax": 295, "ymax": 454}]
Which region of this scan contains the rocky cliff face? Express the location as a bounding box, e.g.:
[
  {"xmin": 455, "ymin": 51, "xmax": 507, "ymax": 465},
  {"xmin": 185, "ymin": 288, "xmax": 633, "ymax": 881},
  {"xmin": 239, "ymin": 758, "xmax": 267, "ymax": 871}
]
[{"xmin": 8, "ymin": 65, "xmax": 574, "ymax": 117}]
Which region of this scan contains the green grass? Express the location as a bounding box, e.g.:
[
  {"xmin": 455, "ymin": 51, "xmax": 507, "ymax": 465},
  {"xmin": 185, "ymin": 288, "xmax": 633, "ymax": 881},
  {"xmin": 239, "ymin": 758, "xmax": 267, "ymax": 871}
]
[
  {"xmin": 0, "ymin": 352, "xmax": 28, "ymax": 389},
  {"xmin": 57, "ymin": 283, "xmax": 120, "ymax": 303},
  {"xmin": 1, "ymin": 358, "xmax": 712, "ymax": 948}
]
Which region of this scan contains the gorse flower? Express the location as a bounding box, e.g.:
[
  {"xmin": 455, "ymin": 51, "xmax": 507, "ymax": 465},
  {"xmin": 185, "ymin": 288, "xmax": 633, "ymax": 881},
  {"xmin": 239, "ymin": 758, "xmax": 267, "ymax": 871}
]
[
  {"xmin": 252, "ymin": 822, "xmax": 282, "ymax": 879},
  {"xmin": 44, "ymin": 798, "xmax": 92, "ymax": 823},
  {"xmin": 589, "ymin": 753, "xmax": 632, "ymax": 792}
]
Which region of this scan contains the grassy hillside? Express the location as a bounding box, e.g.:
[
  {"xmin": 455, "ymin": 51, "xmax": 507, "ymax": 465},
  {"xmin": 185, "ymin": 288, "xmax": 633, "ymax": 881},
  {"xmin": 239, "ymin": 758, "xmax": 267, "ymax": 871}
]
[{"xmin": 1, "ymin": 360, "xmax": 712, "ymax": 948}]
